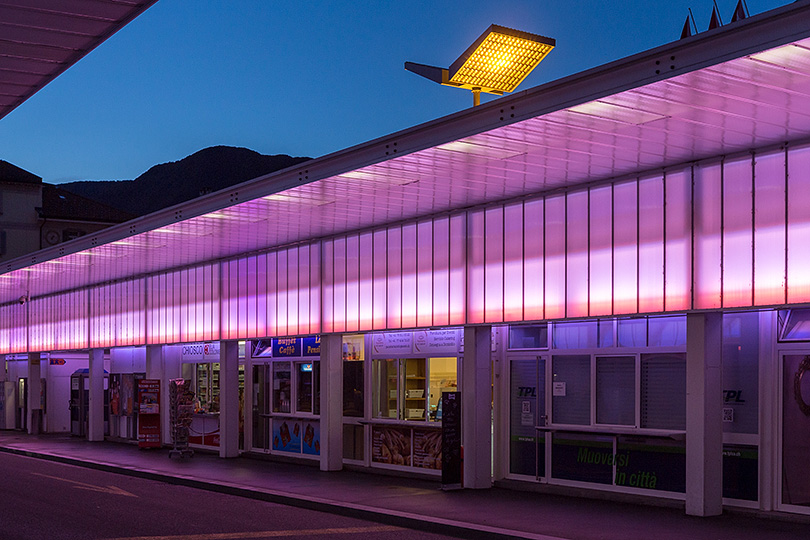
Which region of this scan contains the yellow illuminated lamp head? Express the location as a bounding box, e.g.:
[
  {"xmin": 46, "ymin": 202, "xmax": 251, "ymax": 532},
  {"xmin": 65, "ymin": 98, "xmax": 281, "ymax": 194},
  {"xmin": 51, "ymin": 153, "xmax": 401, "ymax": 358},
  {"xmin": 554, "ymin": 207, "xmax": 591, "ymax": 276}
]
[
  {"xmin": 405, "ymin": 24, "xmax": 555, "ymax": 106},
  {"xmin": 446, "ymin": 24, "xmax": 555, "ymax": 95}
]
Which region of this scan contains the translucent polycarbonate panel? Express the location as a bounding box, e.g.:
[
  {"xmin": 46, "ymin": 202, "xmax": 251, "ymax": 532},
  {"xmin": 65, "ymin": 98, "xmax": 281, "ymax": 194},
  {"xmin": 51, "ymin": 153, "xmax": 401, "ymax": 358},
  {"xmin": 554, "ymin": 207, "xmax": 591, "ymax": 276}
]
[
  {"xmin": 239, "ymin": 257, "xmax": 250, "ymax": 337},
  {"xmin": 545, "ymin": 195, "xmax": 566, "ymax": 319},
  {"xmin": 372, "ymin": 229, "xmax": 387, "ymax": 330},
  {"xmin": 246, "ymin": 256, "xmax": 258, "ymax": 338},
  {"xmin": 694, "ymin": 162, "xmax": 722, "ymax": 309},
  {"xmin": 449, "ymin": 214, "xmax": 466, "ymax": 325},
  {"xmin": 3, "ymin": 302, "xmax": 27, "ymax": 353},
  {"xmin": 226, "ymin": 259, "xmax": 241, "ymax": 339},
  {"xmin": 330, "ymin": 238, "xmax": 345, "ymax": 334},
  {"xmin": 257, "ymin": 254, "xmax": 268, "ymax": 336},
  {"xmin": 524, "ymin": 198, "xmax": 544, "ymax": 321},
  {"xmin": 207, "ymin": 263, "xmax": 220, "ymax": 340},
  {"xmin": 589, "ymin": 187, "xmax": 612, "ymax": 316},
  {"xmin": 387, "ymin": 227, "xmax": 402, "ymax": 329},
  {"xmin": 566, "ymin": 191, "xmax": 589, "ymax": 318},
  {"xmin": 287, "ymin": 248, "xmax": 302, "ymax": 335},
  {"xmin": 468, "ymin": 210, "xmax": 486, "ymax": 324},
  {"xmin": 504, "ymin": 203, "xmax": 524, "ymax": 321},
  {"xmin": 308, "ymin": 244, "xmax": 320, "ymax": 334},
  {"xmin": 402, "ymin": 223, "xmax": 418, "ymax": 329},
  {"xmin": 417, "ymin": 221, "xmax": 433, "ymax": 328},
  {"xmin": 613, "ymin": 180, "xmax": 638, "ymax": 314},
  {"xmin": 315, "ymin": 242, "xmax": 328, "ymax": 332},
  {"xmin": 754, "ymin": 149, "xmax": 786, "ymax": 305},
  {"xmin": 298, "ymin": 245, "xmax": 313, "ymax": 335},
  {"xmin": 638, "ymin": 175, "xmax": 664, "ymax": 313},
  {"xmin": 788, "ymin": 145, "xmax": 810, "ymax": 303},
  {"xmin": 359, "ymin": 233, "xmax": 373, "ymax": 331},
  {"xmin": 346, "ymin": 235, "xmax": 360, "ymax": 332},
  {"xmin": 664, "ymin": 168, "xmax": 692, "ymax": 311},
  {"xmin": 277, "ymin": 248, "xmax": 291, "ymax": 336},
  {"xmin": 723, "ymin": 156, "xmax": 754, "ymax": 307},
  {"xmin": 432, "ymin": 217, "xmax": 451, "ymax": 327},
  {"xmin": 485, "ymin": 206, "xmax": 505, "ymax": 323}
]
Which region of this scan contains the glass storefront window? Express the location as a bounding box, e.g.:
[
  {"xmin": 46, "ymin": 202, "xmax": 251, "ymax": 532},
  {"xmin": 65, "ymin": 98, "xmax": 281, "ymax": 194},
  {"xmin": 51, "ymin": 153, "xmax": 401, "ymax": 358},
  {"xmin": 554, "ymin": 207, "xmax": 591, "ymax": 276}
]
[
  {"xmin": 272, "ymin": 362, "xmax": 291, "ymax": 413},
  {"xmin": 373, "ymin": 357, "xmax": 457, "ymax": 422},
  {"xmin": 343, "ymin": 358, "xmax": 364, "ymax": 417},
  {"xmin": 552, "ymin": 355, "xmax": 590, "ymax": 425},
  {"xmin": 618, "ymin": 318, "xmax": 647, "ymax": 347},
  {"xmin": 640, "ymin": 353, "xmax": 686, "ymax": 430},
  {"xmin": 295, "ymin": 361, "xmax": 319, "ymax": 414},
  {"xmin": 596, "ymin": 356, "xmax": 635, "ymax": 426},
  {"xmin": 722, "ymin": 313, "xmax": 759, "ymax": 434},
  {"xmin": 508, "ymin": 325, "xmax": 548, "ymax": 349},
  {"xmin": 552, "ymin": 321, "xmax": 598, "ymax": 349},
  {"xmin": 648, "ymin": 316, "xmax": 686, "ymax": 347}
]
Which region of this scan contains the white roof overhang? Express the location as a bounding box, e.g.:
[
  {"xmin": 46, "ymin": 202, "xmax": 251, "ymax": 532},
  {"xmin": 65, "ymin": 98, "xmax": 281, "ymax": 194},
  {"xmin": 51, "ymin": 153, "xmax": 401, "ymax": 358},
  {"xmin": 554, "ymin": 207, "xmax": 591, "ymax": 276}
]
[
  {"xmin": 0, "ymin": 0, "xmax": 158, "ymax": 121},
  {"xmin": 4, "ymin": 0, "xmax": 810, "ymax": 304}
]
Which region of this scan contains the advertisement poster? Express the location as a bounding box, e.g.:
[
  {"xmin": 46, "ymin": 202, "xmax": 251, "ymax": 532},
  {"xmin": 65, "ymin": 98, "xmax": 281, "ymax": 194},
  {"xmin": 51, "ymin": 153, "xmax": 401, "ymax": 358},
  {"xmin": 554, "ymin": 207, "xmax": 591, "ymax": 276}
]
[
  {"xmin": 441, "ymin": 392, "xmax": 461, "ymax": 487},
  {"xmin": 413, "ymin": 428, "xmax": 442, "ymax": 469},
  {"xmin": 137, "ymin": 379, "xmax": 161, "ymax": 448},
  {"xmin": 301, "ymin": 421, "xmax": 321, "ymax": 455},
  {"xmin": 272, "ymin": 418, "xmax": 301, "ymax": 453},
  {"xmin": 372, "ymin": 426, "xmax": 412, "ymax": 466}
]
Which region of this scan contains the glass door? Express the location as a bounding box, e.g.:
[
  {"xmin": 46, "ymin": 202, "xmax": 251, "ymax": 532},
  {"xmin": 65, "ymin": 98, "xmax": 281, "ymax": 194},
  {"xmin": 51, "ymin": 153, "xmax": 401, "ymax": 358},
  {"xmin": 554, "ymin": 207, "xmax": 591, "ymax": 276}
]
[
  {"xmin": 781, "ymin": 353, "xmax": 810, "ymax": 513},
  {"xmin": 508, "ymin": 354, "xmax": 546, "ymax": 479},
  {"xmin": 252, "ymin": 364, "xmax": 271, "ymax": 451}
]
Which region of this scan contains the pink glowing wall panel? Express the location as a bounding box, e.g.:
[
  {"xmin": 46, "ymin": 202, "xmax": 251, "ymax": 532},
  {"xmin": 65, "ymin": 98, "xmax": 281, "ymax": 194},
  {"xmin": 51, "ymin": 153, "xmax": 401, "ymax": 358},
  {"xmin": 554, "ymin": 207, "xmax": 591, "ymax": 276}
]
[
  {"xmin": 754, "ymin": 149, "xmax": 786, "ymax": 305},
  {"xmin": 12, "ymin": 144, "xmax": 810, "ymax": 354},
  {"xmin": 722, "ymin": 156, "xmax": 754, "ymax": 308},
  {"xmin": 638, "ymin": 175, "xmax": 664, "ymax": 314},
  {"xmin": 788, "ymin": 145, "xmax": 810, "ymax": 304},
  {"xmin": 664, "ymin": 168, "xmax": 692, "ymax": 311}
]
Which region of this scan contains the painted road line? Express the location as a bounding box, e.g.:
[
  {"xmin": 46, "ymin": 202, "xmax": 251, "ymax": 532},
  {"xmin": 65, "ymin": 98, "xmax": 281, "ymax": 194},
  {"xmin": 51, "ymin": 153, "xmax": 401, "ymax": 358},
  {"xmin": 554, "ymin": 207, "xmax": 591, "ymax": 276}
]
[
  {"xmin": 101, "ymin": 525, "xmax": 402, "ymax": 540},
  {"xmin": 31, "ymin": 472, "xmax": 138, "ymax": 497}
]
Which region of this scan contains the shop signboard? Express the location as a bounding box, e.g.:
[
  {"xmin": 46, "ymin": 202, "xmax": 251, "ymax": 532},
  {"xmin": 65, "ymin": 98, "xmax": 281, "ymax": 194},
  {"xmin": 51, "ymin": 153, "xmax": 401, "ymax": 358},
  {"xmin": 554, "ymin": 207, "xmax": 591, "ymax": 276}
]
[
  {"xmin": 181, "ymin": 342, "xmax": 220, "ymax": 362},
  {"xmin": 137, "ymin": 379, "xmax": 161, "ymax": 448},
  {"xmin": 303, "ymin": 336, "xmax": 321, "ymax": 357},
  {"xmin": 441, "ymin": 392, "xmax": 462, "ymax": 488},
  {"xmin": 373, "ymin": 332, "xmax": 413, "ymax": 355},
  {"xmin": 272, "ymin": 338, "xmax": 302, "ymax": 357},
  {"xmin": 414, "ymin": 330, "xmax": 458, "ymax": 354}
]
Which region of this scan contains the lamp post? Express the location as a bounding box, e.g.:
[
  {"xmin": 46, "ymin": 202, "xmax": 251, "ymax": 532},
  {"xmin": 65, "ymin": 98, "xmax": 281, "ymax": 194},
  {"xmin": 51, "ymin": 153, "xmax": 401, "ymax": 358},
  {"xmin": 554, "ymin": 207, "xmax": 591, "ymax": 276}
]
[{"xmin": 406, "ymin": 24, "xmax": 555, "ymax": 106}]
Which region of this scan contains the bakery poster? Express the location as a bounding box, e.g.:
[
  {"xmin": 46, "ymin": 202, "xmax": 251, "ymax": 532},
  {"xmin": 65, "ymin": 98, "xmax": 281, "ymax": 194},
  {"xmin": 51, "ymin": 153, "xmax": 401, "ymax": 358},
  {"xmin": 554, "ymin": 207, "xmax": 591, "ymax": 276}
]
[
  {"xmin": 372, "ymin": 426, "xmax": 412, "ymax": 466},
  {"xmin": 301, "ymin": 421, "xmax": 321, "ymax": 456},
  {"xmin": 413, "ymin": 428, "xmax": 442, "ymax": 469},
  {"xmin": 272, "ymin": 418, "xmax": 301, "ymax": 453}
]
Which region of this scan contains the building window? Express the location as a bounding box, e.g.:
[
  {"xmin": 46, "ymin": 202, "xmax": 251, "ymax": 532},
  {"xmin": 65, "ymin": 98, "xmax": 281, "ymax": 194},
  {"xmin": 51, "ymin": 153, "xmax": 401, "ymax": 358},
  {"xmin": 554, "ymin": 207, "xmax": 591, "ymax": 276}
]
[
  {"xmin": 596, "ymin": 356, "xmax": 635, "ymax": 426},
  {"xmin": 640, "ymin": 354, "xmax": 686, "ymax": 430},
  {"xmin": 373, "ymin": 357, "xmax": 457, "ymax": 422},
  {"xmin": 508, "ymin": 324, "xmax": 548, "ymax": 349}
]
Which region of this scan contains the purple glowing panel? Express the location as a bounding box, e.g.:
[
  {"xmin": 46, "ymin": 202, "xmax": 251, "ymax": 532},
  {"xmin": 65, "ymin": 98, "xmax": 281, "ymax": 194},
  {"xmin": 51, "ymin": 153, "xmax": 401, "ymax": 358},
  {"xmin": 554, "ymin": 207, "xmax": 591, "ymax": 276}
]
[
  {"xmin": 544, "ymin": 195, "xmax": 565, "ymax": 319},
  {"xmin": 523, "ymin": 198, "xmax": 544, "ymax": 321},
  {"xmin": 346, "ymin": 235, "xmax": 360, "ymax": 333},
  {"xmin": 754, "ymin": 149, "xmax": 786, "ymax": 306},
  {"xmin": 722, "ymin": 156, "xmax": 754, "ymax": 308},
  {"xmin": 288, "ymin": 247, "xmax": 302, "ymax": 334},
  {"xmin": 664, "ymin": 168, "xmax": 692, "ymax": 311},
  {"xmin": 485, "ymin": 206, "xmax": 505, "ymax": 323},
  {"xmin": 401, "ymin": 223, "xmax": 418, "ymax": 329},
  {"xmin": 504, "ymin": 202, "xmax": 524, "ymax": 322},
  {"xmin": 449, "ymin": 214, "xmax": 466, "ymax": 325},
  {"xmin": 247, "ymin": 256, "xmax": 258, "ymax": 338},
  {"xmin": 386, "ymin": 227, "xmax": 402, "ymax": 329},
  {"xmin": 358, "ymin": 234, "xmax": 373, "ymax": 331},
  {"xmin": 417, "ymin": 221, "xmax": 433, "ymax": 328},
  {"xmin": 257, "ymin": 254, "xmax": 268, "ymax": 337},
  {"xmin": 566, "ymin": 191, "xmax": 589, "ymax": 318},
  {"xmin": 694, "ymin": 161, "xmax": 722, "ymax": 309},
  {"xmin": 589, "ymin": 186, "xmax": 612, "ymax": 316},
  {"xmin": 432, "ymin": 217, "xmax": 451, "ymax": 327},
  {"xmin": 638, "ymin": 175, "xmax": 664, "ymax": 314},
  {"xmin": 372, "ymin": 229, "xmax": 387, "ymax": 330},
  {"xmin": 467, "ymin": 210, "xmax": 486, "ymax": 324},
  {"xmin": 277, "ymin": 249, "xmax": 291, "ymax": 337},
  {"xmin": 322, "ymin": 240, "xmax": 336, "ymax": 334},
  {"xmin": 788, "ymin": 144, "xmax": 810, "ymax": 304},
  {"xmin": 268, "ymin": 250, "xmax": 280, "ymax": 335},
  {"xmin": 613, "ymin": 180, "xmax": 638, "ymax": 314}
]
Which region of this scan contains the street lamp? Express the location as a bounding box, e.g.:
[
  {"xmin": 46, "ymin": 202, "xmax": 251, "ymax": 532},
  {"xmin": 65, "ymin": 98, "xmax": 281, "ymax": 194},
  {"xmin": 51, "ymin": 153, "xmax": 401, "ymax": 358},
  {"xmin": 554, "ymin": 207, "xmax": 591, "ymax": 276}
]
[{"xmin": 406, "ymin": 24, "xmax": 555, "ymax": 106}]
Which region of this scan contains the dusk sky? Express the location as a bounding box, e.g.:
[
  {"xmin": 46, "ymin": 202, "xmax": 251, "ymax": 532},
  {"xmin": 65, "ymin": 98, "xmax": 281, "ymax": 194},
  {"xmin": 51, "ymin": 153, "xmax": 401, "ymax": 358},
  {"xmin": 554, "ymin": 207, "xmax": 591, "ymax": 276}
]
[{"xmin": 0, "ymin": 0, "xmax": 792, "ymax": 184}]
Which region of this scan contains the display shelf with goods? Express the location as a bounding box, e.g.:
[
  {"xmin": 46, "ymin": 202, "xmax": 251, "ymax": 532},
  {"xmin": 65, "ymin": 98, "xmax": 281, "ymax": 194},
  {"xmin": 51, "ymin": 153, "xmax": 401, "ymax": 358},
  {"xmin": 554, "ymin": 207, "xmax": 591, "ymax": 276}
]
[
  {"xmin": 404, "ymin": 359, "xmax": 427, "ymax": 420},
  {"xmin": 168, "ymin": 378, "xmax": 194, "ymax": 459}
]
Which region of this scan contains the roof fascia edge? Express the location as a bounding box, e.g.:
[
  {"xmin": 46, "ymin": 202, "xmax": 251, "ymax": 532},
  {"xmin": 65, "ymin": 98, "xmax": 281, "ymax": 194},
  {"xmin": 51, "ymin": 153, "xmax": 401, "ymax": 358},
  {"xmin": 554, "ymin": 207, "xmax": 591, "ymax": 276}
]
[{"xmin": 4, "ymin": 1, "xmax": 810, "ymax": 275}]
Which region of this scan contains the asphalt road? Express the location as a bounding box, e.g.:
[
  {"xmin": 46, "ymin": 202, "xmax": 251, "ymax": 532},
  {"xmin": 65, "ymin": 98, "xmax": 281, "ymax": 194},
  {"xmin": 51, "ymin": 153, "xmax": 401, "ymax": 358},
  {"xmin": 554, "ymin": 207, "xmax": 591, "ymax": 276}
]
[{"xmin": 0, "ymin": 452, "xmax": 456, "ymax": 540}]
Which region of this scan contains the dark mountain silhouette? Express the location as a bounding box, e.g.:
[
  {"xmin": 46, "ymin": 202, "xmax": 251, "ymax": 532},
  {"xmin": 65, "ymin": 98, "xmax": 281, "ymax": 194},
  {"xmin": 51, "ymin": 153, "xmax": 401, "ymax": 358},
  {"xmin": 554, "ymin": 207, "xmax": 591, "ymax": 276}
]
[{"xmin": 60, "ymin": 146, "xmax": 310, "ymax": 217}]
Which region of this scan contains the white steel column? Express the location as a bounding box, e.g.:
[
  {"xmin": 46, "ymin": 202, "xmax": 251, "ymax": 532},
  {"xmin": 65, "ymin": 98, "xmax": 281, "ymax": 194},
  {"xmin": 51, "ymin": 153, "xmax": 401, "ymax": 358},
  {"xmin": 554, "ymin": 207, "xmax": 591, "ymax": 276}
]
[
  {"xmin": 88, "ymin": 349, "xmax": 105, "ymax": 442},
  {"xmin": 26, "ymin": 353, "xmax": 41, "ymax": 435},
  {"xmin": 686, "ymin": 312, "xmax": 723, "ymax": 516},
  {"xmin": 462, "ymin": 326, "xmax": 492, "ymax": 489},
  {"xmin": 219, "ymin": 340, "xmax": 239, "ymax": 458},
  {"xmin": 320, "ymin": 334, "xmax": 343, "ymax": 471}
]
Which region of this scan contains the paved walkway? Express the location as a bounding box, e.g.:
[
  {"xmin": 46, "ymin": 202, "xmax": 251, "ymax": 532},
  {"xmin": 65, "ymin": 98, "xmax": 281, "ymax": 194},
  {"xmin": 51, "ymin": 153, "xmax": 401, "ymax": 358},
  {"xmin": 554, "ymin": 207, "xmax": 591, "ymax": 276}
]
[{"xmin": 0, "ymin": 431, "xmax": 806, "ymax": 540}]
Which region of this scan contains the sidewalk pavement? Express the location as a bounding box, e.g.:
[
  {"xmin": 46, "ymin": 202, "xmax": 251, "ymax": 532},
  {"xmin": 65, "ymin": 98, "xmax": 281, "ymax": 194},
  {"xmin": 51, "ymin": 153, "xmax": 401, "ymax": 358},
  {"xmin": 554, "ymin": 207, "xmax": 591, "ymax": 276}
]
[{"xmin": 0, "ymin": 431, "xmax": 806, "ymax": 540}]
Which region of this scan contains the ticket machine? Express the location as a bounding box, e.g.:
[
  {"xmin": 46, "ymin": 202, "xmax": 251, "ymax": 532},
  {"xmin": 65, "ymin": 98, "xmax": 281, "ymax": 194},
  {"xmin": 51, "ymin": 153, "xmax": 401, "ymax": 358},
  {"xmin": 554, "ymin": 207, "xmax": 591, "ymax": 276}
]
[{"xmin": 69, "ymin": 369, "xmax": 109, "ymax": 437}]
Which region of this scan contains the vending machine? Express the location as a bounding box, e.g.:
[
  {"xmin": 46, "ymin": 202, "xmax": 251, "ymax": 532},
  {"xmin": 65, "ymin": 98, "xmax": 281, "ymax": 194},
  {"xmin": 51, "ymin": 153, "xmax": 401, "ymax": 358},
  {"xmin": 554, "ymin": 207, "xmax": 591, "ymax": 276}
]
[{"xmin": 69, "ymin": 369, "xmax": 109, "ymax": 437}]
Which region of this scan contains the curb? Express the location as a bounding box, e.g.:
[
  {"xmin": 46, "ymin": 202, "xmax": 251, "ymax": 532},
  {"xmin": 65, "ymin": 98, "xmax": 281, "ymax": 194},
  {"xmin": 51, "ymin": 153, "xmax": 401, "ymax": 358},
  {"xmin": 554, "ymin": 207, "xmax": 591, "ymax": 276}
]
[{"xmin": 0, "ymin": 444, "xmax": 564, "ymax": 540}]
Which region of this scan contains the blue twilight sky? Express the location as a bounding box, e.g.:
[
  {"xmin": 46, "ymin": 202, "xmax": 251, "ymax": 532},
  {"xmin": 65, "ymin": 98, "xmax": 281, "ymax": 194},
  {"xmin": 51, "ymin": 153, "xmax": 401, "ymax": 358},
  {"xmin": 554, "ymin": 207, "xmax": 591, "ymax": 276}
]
[{"xmin": 0, "ymin": 0, "xmax": 793, "ymax": 184}]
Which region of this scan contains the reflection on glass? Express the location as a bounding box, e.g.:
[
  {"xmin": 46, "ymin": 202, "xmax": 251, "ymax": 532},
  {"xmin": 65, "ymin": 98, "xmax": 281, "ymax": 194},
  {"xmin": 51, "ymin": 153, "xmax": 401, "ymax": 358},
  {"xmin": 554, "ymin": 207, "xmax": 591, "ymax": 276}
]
[
  {"xmin": 374, "ymin": 359, "xmax": 398, "ymax": 419},
  {"xmin": 343, "ymin": 360, "xmax": 364, "ymax": 417},
  {"xmin": 428, "ymin": 357, "xmax": 457, "ymax": 421},
  {"xmin": 297, "ymin": 362, "xmax": 312, "ymax": 413},
  {"xmin": 272, "ymin": 362, "xmax": 291, "ymax": 413}
]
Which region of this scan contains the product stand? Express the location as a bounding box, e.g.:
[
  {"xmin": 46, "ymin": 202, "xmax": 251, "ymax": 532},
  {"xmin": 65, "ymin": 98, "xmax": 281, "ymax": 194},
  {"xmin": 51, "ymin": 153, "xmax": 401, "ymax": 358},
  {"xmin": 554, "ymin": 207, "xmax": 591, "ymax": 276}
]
[{"xmin": 168, "ymin": 378, "xmax": 194, "ymax": 459}]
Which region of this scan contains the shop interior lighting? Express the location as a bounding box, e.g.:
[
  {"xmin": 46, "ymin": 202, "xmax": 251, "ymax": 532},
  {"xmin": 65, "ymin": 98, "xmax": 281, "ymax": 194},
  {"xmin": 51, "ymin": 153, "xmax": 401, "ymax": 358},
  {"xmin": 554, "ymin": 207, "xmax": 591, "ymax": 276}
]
[{"xmin": 406, "ymin": 24, "xmax": 555, "ymax": 106}]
